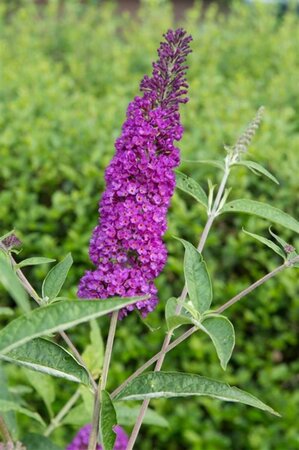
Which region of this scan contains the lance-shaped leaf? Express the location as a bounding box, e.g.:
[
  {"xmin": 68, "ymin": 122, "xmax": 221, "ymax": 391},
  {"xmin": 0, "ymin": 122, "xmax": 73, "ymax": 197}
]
[
  {"xmin": 0, "ymin": 296, "xmax": 146, "ymax": 355},
  {"xmin": 115, "ymin": 372, "xmax": 279, "ymax": 416},
  {"xmin": 0, "ymin": 399, "xmax": 45, "ymax": 425},
  {"xmin": 17, "ymin": 257, "xmax": 56, "ymax": 269},
  {"xmin": 221, "ymin": 199, "xmax": 299, "ymax": 234},
  {"xmin": 115, "ymin": 404, "xmax": 169, "ymax": 428},
  {"xmin": 23, "ymin": 433, "xmax": 63, "ymax": 450},
  {"xmin": 0, "ymin": 338, "xmax": 90, "ymax": 384},
  {"xmin": 100, "ymin": 390, "xmax": 117, "ymax": 450},
  {"xmin": 165, "ymin": 297, "xmax": 191, "ymax": 330},
  {"xmin": 201, "ymin": 315, "xmax": 235, "ymax": 370},
  {"xmin": 268, "ymin": 227, "xmax": 298, "ymax": 260},
  {"xmin": 0, "ymin": 254, "xmax": 30, "ymax": 313},
  {"xmin": 24, "ymin": 370, "xmax": 55, "ymax": 418},
  {"xmin": 82, "ymin": 319, "xmax": 104, "ymax": 379},
  {"xmin": 42, "ymin": 253, "xmax": 73, "ymax": 300},
  {"xmin": 243, "ymin": 228, "xmax": 285, "ymax": 259},
  {"xmin": 175, "ymin": 171, "xmax": 208, "ymax": 208},
  {"xmin": 233, "ymin": 161, "xmax": 279, "ymax": 185},
  {"xmin": 0, "ymin": 307, "xmax": 14, "ymax": 317},
  {"xmin": 62, "ymin": 402, "xmax": 169, "ymax": 429},
  {"xmin": 176, "ymin": 238, "xmax": 212, "ymax": 313}
]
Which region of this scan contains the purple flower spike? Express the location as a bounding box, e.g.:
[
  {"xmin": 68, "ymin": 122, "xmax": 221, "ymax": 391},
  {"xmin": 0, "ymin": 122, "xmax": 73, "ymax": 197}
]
[
  {"xmin": 66, "ymin": 424, "xmax": 128, "ymax": 450},
  {"xmin": 78, "ymin": 29, "xmax": 192, "ymax": 318}
]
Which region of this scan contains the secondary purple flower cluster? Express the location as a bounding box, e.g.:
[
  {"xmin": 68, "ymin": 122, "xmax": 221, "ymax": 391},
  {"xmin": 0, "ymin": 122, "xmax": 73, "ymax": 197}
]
[
  {"xmin": 66, "ymin": 424, "xmax": 128, "ymax": 450},
  {"xmin": 78, "ymin": 29, "xmax": 192, "ymax": 318}
]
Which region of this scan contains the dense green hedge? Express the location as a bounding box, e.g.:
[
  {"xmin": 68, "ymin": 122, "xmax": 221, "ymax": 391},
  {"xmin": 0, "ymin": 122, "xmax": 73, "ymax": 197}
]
[{"xmin": 0, "ymin": 1, "xmax": 299, "ymax": 448}]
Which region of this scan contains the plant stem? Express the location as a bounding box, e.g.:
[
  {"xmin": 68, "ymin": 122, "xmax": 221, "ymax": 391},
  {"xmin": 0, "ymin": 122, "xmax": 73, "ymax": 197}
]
[
  {"xmin": 112, "ymin": 255, "xmax": 299, "ymax": 402},
  {"xmin": 216, "ymin": 262, "xmax": 287, "ymax": 313},
  {"xmin": 88, "ymin": 311, "xmax": 119, "ymax": 450},
  {"xmin": 0, "ymin": 243, "xmax": 97, "ymax": 391},
  {"xmin": 44, "ymin": 388, "xmax": 80, "ymax": 437},
  {"xmin": 126, "ymin": 164, "xmax": 231, "ymax": 449},
  {"xmin": 0, "ymin": 416, "xmax": 12, "ymax": 443}
]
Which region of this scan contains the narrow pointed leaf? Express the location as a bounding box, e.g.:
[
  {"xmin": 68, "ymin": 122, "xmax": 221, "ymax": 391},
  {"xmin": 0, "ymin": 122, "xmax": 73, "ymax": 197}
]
[
  {"xmin": 17, "ymin": 257, "xmax": 56, "ymax": 269},
  {"xmin": 201, "ymin": 315, "xmax": 235, "ymax": 370},
  {"xmin": 165, "ymin": 297, "xmax": 193, "ymax": 331},
  {"xmin": 82, "ymin": 319, "xmax": 104, "ymax": 379},
  {"xmin": 176, "ymin": 238, "xmax": 212, "ymax": 313},
  {"xmin": 221, "ymin": 200, "xmax": 299, "ymax": 234},
  {"xmin": 100, "ymin": 390, "xmax": 117, "ymax": 450},
  {"xmin": 62, "ymin": 403, "xmax": 169, "ymax": 429},
  {"xmin": 0, "ymin": 296, "xmax": 146, "ymax": 354},
  {"xmin": 167, "ymin": 314, "xmax": 195, "ymax": 331},
  {"xmin": 23, "ymin": 433, "xmax": 63, "ymax": 450},
  {"xmin": 0, "ymin": 399, "xmax": 45, "ymax": 425},
  {"xmin": 61, "ymin": 403, "xmax": 89, "ymax": 426},
  {"xmin": 0, "ymin": 338, "xmax": 90, "ymax": 384},
  {"xmin": 175, "ymin": 171, "xmax": 208, "ymax": 208},
  {"xmin": 0, "ymin": 255, "xmax": 30, "ymax": 313},
  {"xmin": 24, "ymin": 370, "xmax": 55, "ymax": 418},
  {"xmin": 234, "ymin": 161, "xmax": 279, "ymax": 185},
  {"xmin": 243, "ymin": 229, "xmax": 285, "ymax": 259},
  {"xmin": 0, "ymin": 307, "xmax": 14, "ymax": 317},
  {"xmin": 42, "ymin": 253, "xmax": 73, "ymax": 300},
  {"xmin": 115, "ymin": 372, "xmax": 279, "ymax": 416},
  {"xmin": 115, "ymin": 404, "xmax": 169, "ymax": 428}
]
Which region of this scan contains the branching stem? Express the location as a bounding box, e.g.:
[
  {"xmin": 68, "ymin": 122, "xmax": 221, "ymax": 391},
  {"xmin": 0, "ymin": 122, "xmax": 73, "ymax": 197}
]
[
  {"xmin": 44, "ymin": 388, "xmax": 81, "ymax": 437},
  {"xmin": 126, "ymin": 162, "xmax": 231, "ymax": 449},
  {"xmin": 112, "ymin": 256, "xmax": 299, "ymax": 403},
  {"xmin": 0, "ymin": 242, "xmax": 97, "ymax": 391}
]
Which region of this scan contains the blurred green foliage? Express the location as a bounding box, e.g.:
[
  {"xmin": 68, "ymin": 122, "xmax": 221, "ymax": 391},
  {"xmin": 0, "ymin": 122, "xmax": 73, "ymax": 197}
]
[{"xmin": 0, "ymin": 0, "xmax": 299, "ymax": 449}]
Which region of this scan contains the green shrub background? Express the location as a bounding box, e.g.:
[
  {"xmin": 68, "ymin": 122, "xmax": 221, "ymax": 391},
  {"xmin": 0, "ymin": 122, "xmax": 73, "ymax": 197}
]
[{"xmin": 0, "ymin": 1, "xmax": 299, "ymax": 448}]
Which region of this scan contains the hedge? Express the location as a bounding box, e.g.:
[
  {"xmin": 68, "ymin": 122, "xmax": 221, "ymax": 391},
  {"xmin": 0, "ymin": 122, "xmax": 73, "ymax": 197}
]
[{"xmin": 0, "ymin": 1, "xmax": 299, "ymax": 448}]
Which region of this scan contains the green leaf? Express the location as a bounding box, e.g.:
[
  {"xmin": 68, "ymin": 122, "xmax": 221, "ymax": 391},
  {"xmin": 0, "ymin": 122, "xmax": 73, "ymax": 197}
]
[
  {"xmin": 0, "ymin": 365, "xmax": 17, "ymax": 438},
  {"xmin": 167, "ymin": 314, "xmax": 195, "ymax": 331},
  {"xmin": 0, "ymin": 307, "xmax": 14, "ymax": 317},
  {"xmin": 42, "ymin": 253, "xmax": 73, "ymax": 300},
  {"xmin": 165, "ymin": 297, "xmax": 193, "ymax": 331},
  {"xmin": 0, "ymin": 399, "xmax": 45, "ymax": 425},
  {"xmin": 23, "ymin": 433, "xmax": 63, "ymax": 450},
  {"xmin": 0, "ymin": 296, "xmax": 146, "ymax": 354},
  {"xmin": 115, "ymin": 404, "xmax": 169, "ymax": 428},
  {"xmin": 24, "ymin": 370, "xmax": 55, "ymax": 418},
  {"xmin": 268, "ymin": 228, "xmax": 298, "ymax": 258},
  {"xmin": 176, "ymin": 238, "xmax": 212, "ymax": 313},
  {"xmin": 201, "ymin": 315, "xmax": 235, "ymax": 370},
  {"xmin": 82, "ymin": 319, "xmax": 104, "ymax": 379},
  {"xmin": 62, "ymin": 402, "xmax": 169, "ymax": 429},
  {"xmin": 100, "ymin": 390, "xmax": 117, "ymax": 450},
  {"xmin": 115, "ymin": 372, "xmax": 280, "ymax": 416},
  {"xmin": 221, "ymin": 199, "xmax": 299, "ymax": 234},
  {"xmin": 233, "ymin": 161, "xmax": 279, "ymax": 185},
  {"xmin": 17, "ymin": 257, "xmax": 56, "ymax": 269},
  {"xmin": 0, "ymin": 338, "xmax": 90, "ymax": 385},
  {"xmin": 62, "ymin": 403, "xmax": 89, "ymax": 426},
  {"xmin": 175, "ymin": 171, "xmax": 208, "ymax": 208},
  {"xmin": 243, "ymin": 228, "xmax": 286, "ymax": 259},
  {"xmin": 0, "ymin": 254, "xmax": 31, "ymax": 313}
]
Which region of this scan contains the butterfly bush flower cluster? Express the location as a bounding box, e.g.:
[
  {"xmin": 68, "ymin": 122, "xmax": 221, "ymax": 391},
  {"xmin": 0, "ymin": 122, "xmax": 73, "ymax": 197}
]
[
  {"xmin": 66, "ymin": 424, "xmax": 128, "ymax": 450},
  {"xmin": 78, "ymin": 29, "xmax": 192, "ymax": 318}
]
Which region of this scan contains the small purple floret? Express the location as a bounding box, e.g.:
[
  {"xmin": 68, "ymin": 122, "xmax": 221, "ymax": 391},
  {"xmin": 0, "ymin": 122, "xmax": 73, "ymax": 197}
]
[
  {"xmin": 66, "ymin": 424, "xmax": 128, "ymax": 450},
  {"xmin": 78, "ymin": 29, "xmax": 192, "ymax": 318}
]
